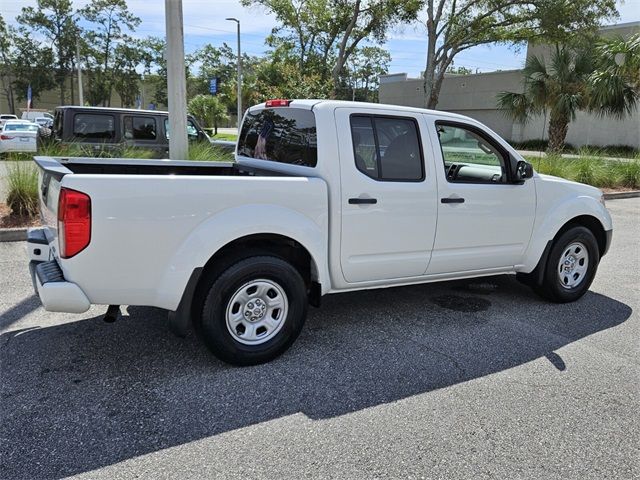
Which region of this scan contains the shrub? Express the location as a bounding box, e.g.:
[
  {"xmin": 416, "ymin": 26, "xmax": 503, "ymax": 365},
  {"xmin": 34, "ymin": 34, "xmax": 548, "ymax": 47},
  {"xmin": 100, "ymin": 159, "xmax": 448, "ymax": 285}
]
[
  {"xmin": 188, "ymin": 142, "xmax": 234, "ymax": 162},
  {"xmin": 532, "ymin": 155, "xmax": 571, "ymax": 178},
  {"xmin": 614, "ymin": 160, "xmax": 640, "ymax": 189},
  {"xmin": 6, "ymin": 162, "xmax": 39, "ymax": 217}
]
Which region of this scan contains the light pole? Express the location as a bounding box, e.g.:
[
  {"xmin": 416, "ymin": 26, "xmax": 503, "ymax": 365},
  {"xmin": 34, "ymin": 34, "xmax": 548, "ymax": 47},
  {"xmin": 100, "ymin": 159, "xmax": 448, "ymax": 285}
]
[
  {"xmin": 226, "ymin": 17, "xmax": 242, "ymax": 131},
  {"xmin": 165, "ymin": 0, "xmax": 188, "ymax": 159},
  {"xmin": 76, "ymin": 39, "xmax": 83, "ymax": 106}
]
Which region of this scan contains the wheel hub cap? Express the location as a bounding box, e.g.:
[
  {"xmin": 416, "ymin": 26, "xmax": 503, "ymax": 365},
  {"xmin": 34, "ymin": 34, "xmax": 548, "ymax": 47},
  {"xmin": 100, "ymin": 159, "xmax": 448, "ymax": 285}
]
[
  {"xmin": 557, "ymin": 242, "xmax": 589, "ymax": 289},
  {"xmin": 226, "ymin": 279, "xmax": 289, "ymax": 345},
  {"xmin": 244, "ymin": 298, "xmax": 267, "ymax": 322}
]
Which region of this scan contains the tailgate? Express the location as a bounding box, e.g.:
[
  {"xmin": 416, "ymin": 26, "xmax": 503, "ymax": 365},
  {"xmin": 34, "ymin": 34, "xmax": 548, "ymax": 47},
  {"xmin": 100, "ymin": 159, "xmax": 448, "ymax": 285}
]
[{"xmin": 33, "ymin": 156, "xmax": 73, "ymax": 247}]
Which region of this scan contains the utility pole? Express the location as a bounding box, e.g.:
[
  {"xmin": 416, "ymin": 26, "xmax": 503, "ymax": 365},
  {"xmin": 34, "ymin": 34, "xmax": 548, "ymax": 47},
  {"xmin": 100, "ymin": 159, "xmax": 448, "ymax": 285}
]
[
  {"xmin": 226, "ymin": 18, "xmax": 242, "ymax": 131},
  {"xmin": 76, "ymin": 39, "xmax": 84, "ymax": 106},
  {"xmin": 165, "ymin": 0, "xmax": 188, "ymax": 159}
]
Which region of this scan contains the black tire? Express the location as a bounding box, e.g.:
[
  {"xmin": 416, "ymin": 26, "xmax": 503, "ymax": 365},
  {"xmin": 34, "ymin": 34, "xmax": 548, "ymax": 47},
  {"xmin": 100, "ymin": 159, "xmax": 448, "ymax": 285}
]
[
  {"xmin": 198, "ymin": 255, "xmax": 308, "ymax": 366},
  {"xmin": 535, "ymin": 226, "xmax": 600, "ymax": 303}
]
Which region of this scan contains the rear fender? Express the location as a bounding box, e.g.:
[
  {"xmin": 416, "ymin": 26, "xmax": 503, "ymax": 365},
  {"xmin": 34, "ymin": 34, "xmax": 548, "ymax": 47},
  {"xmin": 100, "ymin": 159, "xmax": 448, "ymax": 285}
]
[{"xmin": 155, "ymin": 204, "xmax": 329, "ymax": 310}]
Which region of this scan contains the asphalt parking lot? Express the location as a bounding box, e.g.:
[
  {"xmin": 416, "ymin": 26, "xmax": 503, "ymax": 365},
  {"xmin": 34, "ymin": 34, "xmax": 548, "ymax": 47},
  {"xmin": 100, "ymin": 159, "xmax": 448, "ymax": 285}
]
[{"xmin": 1, "ymin": 198, "xmax": 638, "ymax": 480}]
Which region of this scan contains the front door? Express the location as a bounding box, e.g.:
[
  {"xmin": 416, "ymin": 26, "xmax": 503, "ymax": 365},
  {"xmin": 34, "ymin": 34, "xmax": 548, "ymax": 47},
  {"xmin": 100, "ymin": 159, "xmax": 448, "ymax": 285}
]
[
  {"xmin": 336, "ymin": 107, "xmax": 438, "ymax": 283},
  {"xmin": 425, "ymin": 119, "xmax": 536, "ymax": 275}
]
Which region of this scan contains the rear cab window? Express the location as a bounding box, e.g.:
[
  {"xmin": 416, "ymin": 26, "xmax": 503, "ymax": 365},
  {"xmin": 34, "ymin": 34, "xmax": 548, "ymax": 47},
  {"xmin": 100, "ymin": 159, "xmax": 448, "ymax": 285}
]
[{"xmin": 237, "ymin": 107, "xmax": 317, "ymax": 167}]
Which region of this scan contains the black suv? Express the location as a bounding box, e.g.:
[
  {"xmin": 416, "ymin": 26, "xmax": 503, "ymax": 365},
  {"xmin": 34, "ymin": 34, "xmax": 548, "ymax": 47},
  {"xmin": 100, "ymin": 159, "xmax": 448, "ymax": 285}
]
[{"xmin": 51, "ymin": 106, "xmax": 214, "ymax": 157}]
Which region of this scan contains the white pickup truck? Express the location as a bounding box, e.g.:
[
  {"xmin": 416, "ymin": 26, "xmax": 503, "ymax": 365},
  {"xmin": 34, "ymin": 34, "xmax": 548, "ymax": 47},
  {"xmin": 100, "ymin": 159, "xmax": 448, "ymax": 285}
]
[{"xmin": 28, "ymin": 99, "xmax": 612, "ymax": 365}]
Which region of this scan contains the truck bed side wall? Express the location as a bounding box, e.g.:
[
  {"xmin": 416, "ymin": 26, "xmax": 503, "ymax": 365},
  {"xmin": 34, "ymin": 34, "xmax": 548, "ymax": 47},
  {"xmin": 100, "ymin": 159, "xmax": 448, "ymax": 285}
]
[{"xmin": 59, "ymin": 174, "xmax": 329, "ymax": 310}]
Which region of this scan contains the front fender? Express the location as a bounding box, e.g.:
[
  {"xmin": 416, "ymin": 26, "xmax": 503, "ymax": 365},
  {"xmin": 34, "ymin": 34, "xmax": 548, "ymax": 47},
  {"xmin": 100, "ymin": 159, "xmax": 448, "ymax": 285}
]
[
  {"xmin": 519, "ymin": 194, "xmax": 612, "ymax": 273},
  {"xmin": 154, "ymin": 204, "xmax": 329, "ymax": 310}
]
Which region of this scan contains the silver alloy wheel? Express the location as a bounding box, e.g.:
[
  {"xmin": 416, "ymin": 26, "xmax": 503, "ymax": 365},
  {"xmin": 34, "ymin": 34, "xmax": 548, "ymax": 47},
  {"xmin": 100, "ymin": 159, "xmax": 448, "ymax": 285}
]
[
  {"xmin": 557, "ymin": 242, "xmax": 589, "ymax": 289},
  {"xmin": 225, "ymin": 279, "xmax": 289, "ymax": 345}
]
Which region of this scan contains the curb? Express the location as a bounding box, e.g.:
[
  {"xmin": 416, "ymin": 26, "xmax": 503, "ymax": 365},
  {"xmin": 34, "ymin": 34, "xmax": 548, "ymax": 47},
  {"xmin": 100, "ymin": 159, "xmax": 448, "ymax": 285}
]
[
  {"xmin": 0, "ymin": 228, "xmax": 27, "ymax": 242},
  {"xmin": 604, "ymin": 191, "xmax": 640, "ymax": 200}
]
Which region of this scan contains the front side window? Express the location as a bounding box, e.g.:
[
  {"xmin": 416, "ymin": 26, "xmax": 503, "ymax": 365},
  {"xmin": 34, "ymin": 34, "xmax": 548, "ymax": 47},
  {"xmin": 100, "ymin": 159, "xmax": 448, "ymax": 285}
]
[
  {"xmin": 436, "ymin": 123, "xmax": 507, "ymax": 183},
  {"xmin": 124, "ymin": 116, "xmax": 157, "ymax": 140},
  {"xmin": 350, "ymin": 115, "xmax": 424, "ymax": 181},
  {"xmin": 164, "ymin": 119, "xmax": 201, "ymax": 140},
  {"xmin": 73, "ymin": 113, "xmax": 115, "ymax": 140},
  {"xmin": 237, "ymin": 108, "xmax": 317, "ymax": 167}
]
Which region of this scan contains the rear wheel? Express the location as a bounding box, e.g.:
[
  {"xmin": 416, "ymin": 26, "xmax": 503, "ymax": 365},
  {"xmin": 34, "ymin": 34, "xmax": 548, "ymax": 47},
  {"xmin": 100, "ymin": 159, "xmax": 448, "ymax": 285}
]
[
  {"xmin": 198, "ymin": 255, "xmax": 308, "ymax": 366},
  {"xmin": 535, "ymin": 226, "xmax": 600, "ymax": 303}
]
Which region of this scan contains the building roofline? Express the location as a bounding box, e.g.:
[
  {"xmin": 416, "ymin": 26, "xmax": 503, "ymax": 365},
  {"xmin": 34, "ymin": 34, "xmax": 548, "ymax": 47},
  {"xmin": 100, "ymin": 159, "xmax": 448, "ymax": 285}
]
[{"xmin": 599, "ymin": 21, "xmax": 640, "ymax": 31}]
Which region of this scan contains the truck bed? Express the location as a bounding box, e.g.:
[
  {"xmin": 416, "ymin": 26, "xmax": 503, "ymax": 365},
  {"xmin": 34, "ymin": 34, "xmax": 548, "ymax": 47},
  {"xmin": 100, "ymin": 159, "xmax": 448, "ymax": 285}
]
[{"xmin": 33, "ymin": 156, "xmax": 328, "ymax": 312}]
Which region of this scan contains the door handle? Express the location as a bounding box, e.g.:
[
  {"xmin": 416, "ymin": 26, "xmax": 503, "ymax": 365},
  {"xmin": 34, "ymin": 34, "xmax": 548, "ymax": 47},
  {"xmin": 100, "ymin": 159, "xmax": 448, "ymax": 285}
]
[
  {"xmin": 441, "ymin": 196, "xmax": 465, "ymax": 204},
  {"xmin": 349, "ymin": 197, "xmax": 377, "ymax": 205}
]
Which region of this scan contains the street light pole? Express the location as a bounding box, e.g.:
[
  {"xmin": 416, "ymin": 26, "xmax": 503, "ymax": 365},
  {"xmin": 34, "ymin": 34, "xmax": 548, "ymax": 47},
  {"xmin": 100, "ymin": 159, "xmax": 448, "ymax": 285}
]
[
  {"xmin": 226, "ymin": 18, "xmax": 242, "ymax": 131},
  {"xmin": 165, "ymin": 0, "xmax": 188, "ymax": 160},
  {"xmin": 76, "ymin": 39, "xmax": 84, "ymax": 106}
]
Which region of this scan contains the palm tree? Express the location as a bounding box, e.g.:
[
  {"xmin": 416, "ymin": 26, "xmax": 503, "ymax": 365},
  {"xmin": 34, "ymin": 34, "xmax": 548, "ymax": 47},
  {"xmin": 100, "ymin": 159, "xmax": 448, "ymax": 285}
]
[
  {"xmin": 497, "ymin": 45, "xmax": 593, "ymax": 153},
  {"xmin": 589, "ymin": 33, "xmax": 639, "ymax": 119}
]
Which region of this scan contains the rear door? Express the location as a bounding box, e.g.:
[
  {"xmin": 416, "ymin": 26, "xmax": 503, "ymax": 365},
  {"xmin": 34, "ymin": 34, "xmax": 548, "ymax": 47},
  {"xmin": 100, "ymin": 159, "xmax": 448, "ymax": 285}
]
[
  {"xmin": 336, "ymin": 107, "xmax": 438, "ymax": 283},
  {"xmin": 425, "ymin": 118, "xmax": 536, "ymax": 274}
]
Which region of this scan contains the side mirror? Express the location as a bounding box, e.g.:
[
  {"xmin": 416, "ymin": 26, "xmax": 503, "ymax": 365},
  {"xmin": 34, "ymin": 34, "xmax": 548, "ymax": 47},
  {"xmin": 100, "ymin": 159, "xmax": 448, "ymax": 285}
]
[{"xmin": 515, "ymin": 160, "xmax": 534, "ymax": 181}]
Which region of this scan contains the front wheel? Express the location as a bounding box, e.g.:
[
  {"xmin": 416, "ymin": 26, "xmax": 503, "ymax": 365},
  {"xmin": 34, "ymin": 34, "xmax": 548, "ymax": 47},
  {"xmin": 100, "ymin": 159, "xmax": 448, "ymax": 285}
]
[
  {"xmin": 536, "ymin": 226, "xmax": 600, "ymax": 303},
  {"xmin": 199, "ymin": 255, "xmax": 308, "ymax": 366}
]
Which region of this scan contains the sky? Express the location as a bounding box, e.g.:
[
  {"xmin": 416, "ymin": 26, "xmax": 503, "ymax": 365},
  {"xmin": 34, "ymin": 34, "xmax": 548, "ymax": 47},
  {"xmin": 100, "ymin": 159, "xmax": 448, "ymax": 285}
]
[{"xmin": 1, "ymin": 0, "xmax": 639, "ymax": 78}]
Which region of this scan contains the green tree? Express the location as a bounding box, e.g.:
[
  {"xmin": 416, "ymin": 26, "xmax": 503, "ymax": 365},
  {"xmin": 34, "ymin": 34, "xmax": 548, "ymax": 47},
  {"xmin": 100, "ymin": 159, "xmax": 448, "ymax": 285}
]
[
  {"xmin": 140, "ymin": 36, "xmax": 167, "ymax": 107},
  {"xmin": 0, "ymin": 15, "xmax": 17, "ymax": 114},
  {"xmin": 590, "ymin": 33, "xmax": 639, "ymax": 119},
  {"xmin": 17, "ymin": 0, "xmax": 78, "ymax": 105},
  {"xmin": 112, "ymin": 41, "xmax": 145, "ymax": 107},
  {"xmin": 80, "ymin": 0, "xmax": 141, "ymax": 106},
  {"xmin": 421, "ymin": 0, "xmax": 617, "ymax": 109},
  {"xmin": 343, "ymin": 46, "xmax": 391, "ymax": 101},
  {"xmin": 243, "ymin": 0, "xmax": 419, "ymax": 97},
  {"xmin": 11, "ymin": 31, "xmax": 57, "ymax": 107},
  {"xmin": 188, "ymin": 94, "xmax": 229, "ymax": 135},
  {"xmin": 497, "ymin": 46, "xmax": 594, "ymax": 153}
]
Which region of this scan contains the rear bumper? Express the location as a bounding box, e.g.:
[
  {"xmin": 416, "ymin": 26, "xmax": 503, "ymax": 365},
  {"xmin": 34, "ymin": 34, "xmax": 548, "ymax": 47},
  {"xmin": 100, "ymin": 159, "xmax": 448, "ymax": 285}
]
[{"xmin": 28, "ymin": 228, "xmax": 90, "ymax": 314}]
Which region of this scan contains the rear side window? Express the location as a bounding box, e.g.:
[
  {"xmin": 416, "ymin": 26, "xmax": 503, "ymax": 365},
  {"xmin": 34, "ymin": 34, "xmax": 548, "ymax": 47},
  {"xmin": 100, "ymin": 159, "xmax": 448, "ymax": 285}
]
[
  {"xmin": 237, "ymin": 108, "xmax": 317, "ymax": 167},
  {"xmin": 73, "ymin": 113, "xmax": 115, "ymax": 140},
  {"xmin": 350, "ymin": 115, "xmax": 424, "ymax": 181},
  {"xmin": 124, "ymin": 116, "xmax": 157, "ymax": 140}
]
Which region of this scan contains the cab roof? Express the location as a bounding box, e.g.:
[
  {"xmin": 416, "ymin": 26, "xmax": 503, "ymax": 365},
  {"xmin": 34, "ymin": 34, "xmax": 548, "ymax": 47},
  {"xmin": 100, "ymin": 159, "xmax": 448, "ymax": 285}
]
[{"xmin": 249, "ymin": 99, "xmax": 474, "ymax": 122}]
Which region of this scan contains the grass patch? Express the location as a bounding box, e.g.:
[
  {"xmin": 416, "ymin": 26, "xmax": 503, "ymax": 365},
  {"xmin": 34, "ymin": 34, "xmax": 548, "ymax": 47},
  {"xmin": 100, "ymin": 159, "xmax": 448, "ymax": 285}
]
[
  {"xmin": 525, "ymin": 154, "xmax": 640, "ymax": 189},
  {"xmin": 187, "ymin": 142, "xmax": 234, "ymax": 162},
  {"xmin": 512, "ymin": 140, "xmax": 638, "ymax": 158},
  {"xmin": 6, "ymin": 162, "xmax": 39, "ymax": 217},
  {"xmin": 1, "ymin": 140, "xmax": 233, "ymax": 162},
  {"xmin": 211, "ymin": 133, "xmax": 238, "ymax": 142}
]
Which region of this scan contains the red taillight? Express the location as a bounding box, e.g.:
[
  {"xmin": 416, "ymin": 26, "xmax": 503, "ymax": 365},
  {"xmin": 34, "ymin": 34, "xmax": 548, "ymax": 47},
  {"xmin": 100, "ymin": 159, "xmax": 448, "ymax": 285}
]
[
  {"xmin": 0, "ymin": 134, "xmax": 14, "ymax": 140},
  {"xmin": 265, "ymin": 99, "xmax": 291, "ymax": 107},
  {"xmin": 58, "ymin": 188, "xmax": 91, "ymax": 258}
]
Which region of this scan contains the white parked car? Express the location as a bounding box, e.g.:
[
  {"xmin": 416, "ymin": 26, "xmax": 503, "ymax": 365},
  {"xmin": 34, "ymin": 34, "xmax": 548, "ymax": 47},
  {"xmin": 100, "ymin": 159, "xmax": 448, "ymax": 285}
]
[
  {"xmin": 21, "ymin": 110, "xmax": 53, "ymax": 122},
  {"xmin": 0, "ymin": 114, "xmax": 18, "ymax": 128},
  {"xmin": 0, "ymin": 120, "xmax": 39, "ymax": 154},
  {"xmin": 27, "ymin": 100, "xmax": 612, "ymax": 365}
]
